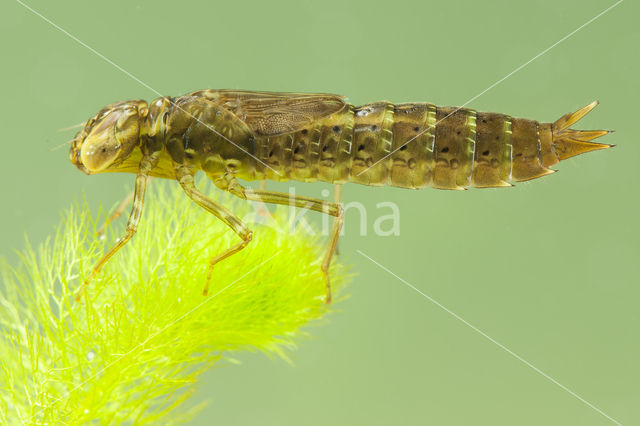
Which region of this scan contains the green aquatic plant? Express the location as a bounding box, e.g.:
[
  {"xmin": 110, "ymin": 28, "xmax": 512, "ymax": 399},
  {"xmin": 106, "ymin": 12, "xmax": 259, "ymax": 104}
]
[{"xmin": 0, "ymin": 181, "xmax": 349, "ymax": 424}]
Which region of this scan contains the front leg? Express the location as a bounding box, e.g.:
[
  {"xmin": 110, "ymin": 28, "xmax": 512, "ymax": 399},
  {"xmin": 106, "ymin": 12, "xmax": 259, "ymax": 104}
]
[
  {"xmin": 96, "ymin": 178, "xmax": 155, "ymax": 237},
  {"xmin": 175, "ymin": 166, "xmax": 253, "ymax": 296},
  {"xmin": 96, "ymin": 187, "xmax": 136, "ymax": 237},
  {"xmin": 75, "ymin": 156, "xmax": 156, "ymax": 301}
]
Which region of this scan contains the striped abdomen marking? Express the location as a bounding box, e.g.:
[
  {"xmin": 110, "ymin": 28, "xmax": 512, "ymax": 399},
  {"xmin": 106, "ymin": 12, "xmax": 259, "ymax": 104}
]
[
  {"xmin": 510, "ymin": 118, "xmax": 555, "ymax": 181},
  {"xmin": 258, "ymin": 107, "xmax": 357, "ymax": 183},
  {"xmin": 348, "ymin": 102, "xmax": 395, "ymax": 185},
  {"xmin": 432, "ymin": 107, "xmax": 477, "ymax": 190},
  {"xmin": 258, "ymin": 133, "xmax": 292, "ymax": 181},
  {"xmin": 472, "ymin": 112, "xmax": 513, "ymax": 187},
  {"xmin": 257, "ymin": 124, "xmax": 324, "ymax": 183},
  {"xmin": 253, "ymin": 101, "xmax": 610, "ymax": 190},
  {"xmin": 314, "ymin": 105, "xmax": 354, "ymax": 184},
  {"xmin": 388, "ymin": 103, "xmax": 436, "ymax": 189}
]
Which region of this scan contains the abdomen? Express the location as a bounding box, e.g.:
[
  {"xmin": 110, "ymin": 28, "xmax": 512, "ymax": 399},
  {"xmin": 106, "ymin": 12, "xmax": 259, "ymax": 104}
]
[{"xmin": 254, "ymin": 101, "xmax": 610, "ymax": 189}]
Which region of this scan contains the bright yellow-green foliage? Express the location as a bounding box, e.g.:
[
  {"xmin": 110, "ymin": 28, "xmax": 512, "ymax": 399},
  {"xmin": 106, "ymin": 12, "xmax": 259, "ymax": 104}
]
[{"xmin": 0, "ymin": 181, "xmax": 349, "ymax": 425}]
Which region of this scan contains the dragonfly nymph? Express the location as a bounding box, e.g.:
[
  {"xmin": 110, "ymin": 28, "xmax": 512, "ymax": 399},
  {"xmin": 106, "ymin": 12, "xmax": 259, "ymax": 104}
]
[{"xmin": 70, "ymin": 89, "xmax": 612, "ymax": 303}]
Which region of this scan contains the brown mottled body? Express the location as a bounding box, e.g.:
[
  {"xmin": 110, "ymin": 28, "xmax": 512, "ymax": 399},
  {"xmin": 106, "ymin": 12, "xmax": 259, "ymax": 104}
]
[
  {"xmin": 69, "ymin": 89, "xmax": 611, "ymax": 302},
  {"xmin": 154, "ymin": 91, "xmax": 607, "ymax": 191}
]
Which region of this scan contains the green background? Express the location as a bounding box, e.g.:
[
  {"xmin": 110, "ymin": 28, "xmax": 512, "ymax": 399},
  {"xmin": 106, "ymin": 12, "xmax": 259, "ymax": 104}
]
[{"xmin": 1, "ymin": 0, "xmax": 638, "ymax": 424}]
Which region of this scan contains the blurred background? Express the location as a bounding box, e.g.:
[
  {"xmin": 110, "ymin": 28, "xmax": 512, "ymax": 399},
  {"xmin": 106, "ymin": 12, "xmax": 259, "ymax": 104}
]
[{"xmin": 1, "ymin": 0, "xmax": 637, "ymax": 424}]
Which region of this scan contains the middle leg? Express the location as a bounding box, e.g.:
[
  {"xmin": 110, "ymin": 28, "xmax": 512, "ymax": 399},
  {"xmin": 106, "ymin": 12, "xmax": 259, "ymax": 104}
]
[{"xmin": 175, "ymin": 167, "xmax": 253, "ymax": 296}]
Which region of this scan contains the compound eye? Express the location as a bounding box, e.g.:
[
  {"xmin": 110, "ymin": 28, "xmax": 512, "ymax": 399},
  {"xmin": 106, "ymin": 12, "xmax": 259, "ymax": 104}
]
[
  {"xmin": 80, "ymin": 138, "xmax": 120, "ymax": 172},
  {"xmin": 80, "ymin": 111, "xmax": 122, "ymax": 172}
]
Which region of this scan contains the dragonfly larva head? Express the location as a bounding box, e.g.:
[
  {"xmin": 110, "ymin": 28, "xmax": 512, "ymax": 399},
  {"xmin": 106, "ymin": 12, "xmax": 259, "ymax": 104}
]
[{"xmin": 70, "ymin": 100, "xmax": 148, "ymax": 174}]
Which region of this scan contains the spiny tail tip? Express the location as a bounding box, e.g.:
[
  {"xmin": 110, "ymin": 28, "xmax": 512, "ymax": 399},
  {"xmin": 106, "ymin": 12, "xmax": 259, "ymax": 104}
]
[{"xmin": 552, "ymin": 101, "xmax": 614, "ymax": 160}]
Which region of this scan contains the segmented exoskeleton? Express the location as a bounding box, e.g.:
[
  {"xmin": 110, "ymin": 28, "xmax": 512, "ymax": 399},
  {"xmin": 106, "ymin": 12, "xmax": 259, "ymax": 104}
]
[{"xmin": 70, "ymin": 89, "xmax": 612, "ymax": 303}]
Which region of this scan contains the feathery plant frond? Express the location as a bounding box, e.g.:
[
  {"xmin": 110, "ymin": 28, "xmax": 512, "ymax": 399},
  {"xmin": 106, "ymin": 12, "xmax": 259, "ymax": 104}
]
[{"xmin": 0, "ymin": 180, "xmax": 349, "ymax": 424}]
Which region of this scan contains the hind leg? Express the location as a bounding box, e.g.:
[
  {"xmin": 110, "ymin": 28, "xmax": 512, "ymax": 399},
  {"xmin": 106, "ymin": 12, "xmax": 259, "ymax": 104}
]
[
  {"xmin": 333, "ymin": 184, "xmax": 343, "ymax": 255},
  {"xmin": 226, "ymin": 176, "xmax": 342, "ymax": 304}
]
